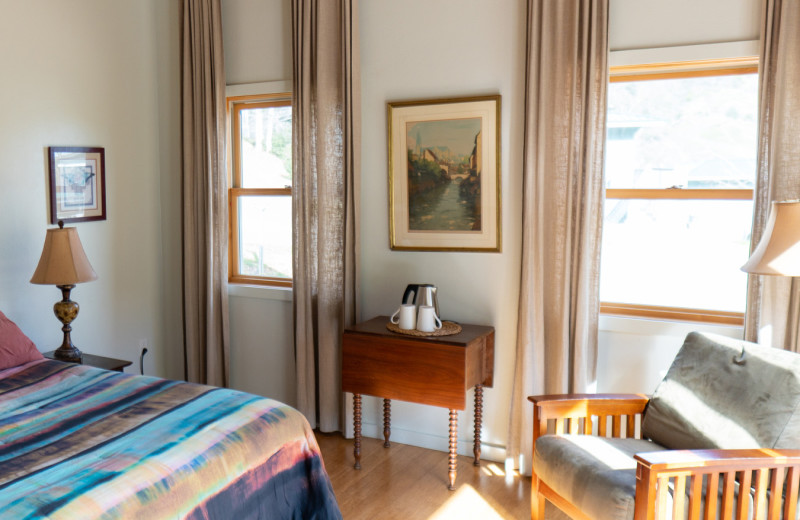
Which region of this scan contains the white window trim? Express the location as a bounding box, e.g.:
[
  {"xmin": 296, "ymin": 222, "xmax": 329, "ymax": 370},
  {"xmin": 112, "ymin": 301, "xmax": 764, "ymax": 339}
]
[
  {"xmin": 228, "ymin": 283, "xmax": 292, "ymax": 302},
  {"xmin": 226, "ymin": 80, "xmax": 292, "ymax": 98},
  {"xmin": 609, "ymin": 40, "xmax": 759, "ymax": 68}
]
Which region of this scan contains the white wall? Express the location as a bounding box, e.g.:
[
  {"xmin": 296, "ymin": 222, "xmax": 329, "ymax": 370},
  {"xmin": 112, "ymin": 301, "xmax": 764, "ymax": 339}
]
[
  {"xmin": 222, "ymin": 0, "xmax": 297, "ymax": 403},
  {"xmin": 0, "ymin": 0, "xmax": 764, "ymax": 482},
  {"xmin": 219, "ymin": 0, "xmax": 763, "ymax": 463},
  {"xmin": 0, "ymin": 1, "xmax": 183, "ymax": 379},
  {"xmin": 228, "ymin": 285, "xmax": 295, "ymax": 404},
  {"xmin": 155, "ymin": 0, "xmax": 185, "ymax": 381},
  {"xmin": 358, "ymin": 0, "xmax": 526, "ymax": 461},
  {"xmin": 597, "ymin": 317, "xmax": 743, "ymax": 394},
  {"xmin": 609, "ymin": 0, "xmax": 760, "ymax": 51},
  {"xmin": 223, "ymin": 0, "xmax": 292, "ymax": 85},
  {"xmin": 600, "ymin": 0, "xmax": 760, "ymax": 396}
]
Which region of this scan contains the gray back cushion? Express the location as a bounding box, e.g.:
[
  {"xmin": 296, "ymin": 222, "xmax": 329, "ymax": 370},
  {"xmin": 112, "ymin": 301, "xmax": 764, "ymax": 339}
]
[{"xmin": 642, "ymin": 332, "xmax": 800, "ymax": 450}]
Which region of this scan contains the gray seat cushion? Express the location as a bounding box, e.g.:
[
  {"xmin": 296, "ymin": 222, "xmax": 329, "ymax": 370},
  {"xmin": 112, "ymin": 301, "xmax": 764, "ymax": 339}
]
[
  {"xmin": 544, "ymin": 501, "xmax": 573, "ymax": 520},
  {"xmin": 534, "ymin": 434, "xmax": 666, "ymax": 520},
  {"xmin": 642, "ymin": 332, "xmax": 800, "ymax": 450}
]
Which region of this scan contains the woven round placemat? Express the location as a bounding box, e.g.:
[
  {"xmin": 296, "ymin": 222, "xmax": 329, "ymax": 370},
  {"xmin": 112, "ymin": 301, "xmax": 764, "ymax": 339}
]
[{"xmin": 386, "ymin": 321, "xmax": 462, "ymax": 337}]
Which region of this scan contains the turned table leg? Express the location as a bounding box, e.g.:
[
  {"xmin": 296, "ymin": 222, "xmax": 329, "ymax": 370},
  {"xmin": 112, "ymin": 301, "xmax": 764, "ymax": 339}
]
[
  {"xmin": 353, "ymin": 393, "xmax": 362, "ymax": 469},
  {"xmin": 383, "ymin": 398, "xmax": 391, "ymax": 447},
  {"xmin": 473, "ymin": 384, "xmax": 483, "ymax": 466},
  {"xmin": 448, "ymin": 409, "xmax": 458, "ymax": 491}
]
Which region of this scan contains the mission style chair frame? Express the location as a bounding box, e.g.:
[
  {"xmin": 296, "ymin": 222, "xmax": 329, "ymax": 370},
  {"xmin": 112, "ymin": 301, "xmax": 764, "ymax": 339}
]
[{"xmin": 530, "ymin": 394, "xmax": 800, "ymax": 520}]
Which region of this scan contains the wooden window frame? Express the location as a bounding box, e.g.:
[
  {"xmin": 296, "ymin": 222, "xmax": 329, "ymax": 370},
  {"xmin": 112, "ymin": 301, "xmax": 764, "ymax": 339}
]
[
  {"xmin": 227, "ymin": 94, "xmax": 292, "ymax": 288},
  {"xmin": 601, "ymin": 58, "xmax": 758, "ymax": 326}
]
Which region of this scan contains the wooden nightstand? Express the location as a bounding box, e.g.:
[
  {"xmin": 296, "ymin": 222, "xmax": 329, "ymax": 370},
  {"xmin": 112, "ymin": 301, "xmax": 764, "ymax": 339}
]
[
  {"xmin": 43, "ymin": 351, "xmax": 132, "ymax": 372},
  {"xmin": 342, "ymin": 315, "xmax": 495, "ymax": 490}
]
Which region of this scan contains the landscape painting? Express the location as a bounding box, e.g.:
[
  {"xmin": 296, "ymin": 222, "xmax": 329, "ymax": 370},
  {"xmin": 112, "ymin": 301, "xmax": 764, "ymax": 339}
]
[
  {"xmin": 406, "ymin": 118, "xmax": 482, "ymax": 232},
  {"xmin": 388, "ymin": 95, "xmax": 501, "ymax": 252}
]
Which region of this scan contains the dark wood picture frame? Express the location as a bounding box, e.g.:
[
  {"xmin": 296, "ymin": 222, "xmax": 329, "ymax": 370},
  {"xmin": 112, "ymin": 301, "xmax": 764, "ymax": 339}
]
[{"xmin": 48, "ymin": 146, "xmax": 106, "ymax": 224}]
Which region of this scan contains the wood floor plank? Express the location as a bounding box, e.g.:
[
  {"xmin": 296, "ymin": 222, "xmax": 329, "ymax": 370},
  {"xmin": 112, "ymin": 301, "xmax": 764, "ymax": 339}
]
[{"xmin": 316, "ymin": 432, "xmax": 531, "ymax": 519}]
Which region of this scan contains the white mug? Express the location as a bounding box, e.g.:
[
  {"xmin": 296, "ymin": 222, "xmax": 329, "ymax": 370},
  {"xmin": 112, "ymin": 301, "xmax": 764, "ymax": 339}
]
[
  {"xmin": 390, "ymin": 303, "xmax": 417, "ymax": 330},
  {"xmin": 416, "ymin": 305, "xmax": 442, "ymax": 333}
]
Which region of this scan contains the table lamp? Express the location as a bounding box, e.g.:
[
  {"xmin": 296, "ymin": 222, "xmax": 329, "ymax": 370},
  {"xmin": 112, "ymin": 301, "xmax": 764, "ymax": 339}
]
[
  {"xmin": 741, "ymin": 200, "xmax": 800, "ymax": 276},
  {"xmin": 738, "ymin": 200, "xmax": 800, "ymax": 362},
  {"xmin": 30, "ymin": 221, "xmax": 97, "ymax": 362}
]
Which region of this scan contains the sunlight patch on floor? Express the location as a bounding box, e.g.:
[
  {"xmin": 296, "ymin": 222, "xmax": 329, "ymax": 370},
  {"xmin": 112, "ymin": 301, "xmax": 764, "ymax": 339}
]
[
  {"xmin": 486, "ymin": 463, "xmax": 505, "ymax": 476},
  {"xmin": 428, "ymin": 485, "xmax": 508, "ymax": 520}
]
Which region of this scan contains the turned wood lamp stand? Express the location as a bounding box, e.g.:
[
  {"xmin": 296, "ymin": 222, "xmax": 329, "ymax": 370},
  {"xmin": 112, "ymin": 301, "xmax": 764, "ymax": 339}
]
[
  {"xmin": 52, "ymin": 284, "xmax": 83, "ymax": 362},
  {"xmin": 342, "ymin": 316, "xmax": 495, "ymax": 490},
  {"xmin": 30, "ymin": 221, "xmax": 98, "ymax": 363}
]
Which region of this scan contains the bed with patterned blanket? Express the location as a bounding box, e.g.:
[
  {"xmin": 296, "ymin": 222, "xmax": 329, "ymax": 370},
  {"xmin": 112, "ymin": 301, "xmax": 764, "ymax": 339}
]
[{"xmin": 0, "ymin": 358, "xmax": 342, "ymax": 519}]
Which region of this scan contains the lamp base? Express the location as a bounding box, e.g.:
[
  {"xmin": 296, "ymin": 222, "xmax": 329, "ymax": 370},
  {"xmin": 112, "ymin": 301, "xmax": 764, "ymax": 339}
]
[
  {"xmin": 53, "ymin": 344, "xmax": 83, "ymax": 363},
  {"xmin": 52, "ymin": 284, "xmax": 83, "ymax": 363}
]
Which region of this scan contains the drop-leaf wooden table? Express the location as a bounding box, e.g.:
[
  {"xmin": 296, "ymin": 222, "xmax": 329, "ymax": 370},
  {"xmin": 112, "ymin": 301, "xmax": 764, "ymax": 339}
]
[{"xmin": 342, "ymin": 315, "xmax": 495, "ymax": 490}]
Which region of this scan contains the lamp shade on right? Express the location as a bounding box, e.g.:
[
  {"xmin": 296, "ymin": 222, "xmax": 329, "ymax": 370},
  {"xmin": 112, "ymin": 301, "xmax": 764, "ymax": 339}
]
[{"xmin": 741, "ymin": 200, "xmax": 800, "ymax": 276}]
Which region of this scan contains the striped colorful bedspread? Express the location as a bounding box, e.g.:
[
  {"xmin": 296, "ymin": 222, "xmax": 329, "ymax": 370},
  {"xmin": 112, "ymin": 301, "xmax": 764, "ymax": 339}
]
[{"xmin": 0, "ymin": 359, "xmax": 342, "ymax": 519}]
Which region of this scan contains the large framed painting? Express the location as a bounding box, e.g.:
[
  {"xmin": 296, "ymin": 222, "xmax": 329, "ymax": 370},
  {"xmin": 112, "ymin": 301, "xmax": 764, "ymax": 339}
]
[
  {"xmin": 388, "ymin": 95, "xmax": 501, "ymax": 252},
  {"xmin": 48, "ymin": 146, "xmax": 106, "ymax": 224}
]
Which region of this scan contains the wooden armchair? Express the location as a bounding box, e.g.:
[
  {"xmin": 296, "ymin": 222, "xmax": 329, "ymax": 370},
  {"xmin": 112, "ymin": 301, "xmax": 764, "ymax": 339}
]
[{"xmin": 530, "ymin": 394, "xmax": 800, "ymax": 520}]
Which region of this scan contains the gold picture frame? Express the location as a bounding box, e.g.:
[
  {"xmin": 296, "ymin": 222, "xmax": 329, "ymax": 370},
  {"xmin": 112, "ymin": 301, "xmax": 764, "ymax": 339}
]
[{"xmin": 388, "ymin": 95, "xmax": 501, "ymax": 252}]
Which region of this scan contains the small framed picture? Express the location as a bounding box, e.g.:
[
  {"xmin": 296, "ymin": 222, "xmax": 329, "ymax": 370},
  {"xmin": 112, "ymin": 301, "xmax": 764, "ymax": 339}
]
[
  {"xmin": 388, "ymin": 95, "xmax": 501, "ymax": 252},
  {"xmin": 48, "ymin": 146, "xmax": 106, "ymax": 224}
]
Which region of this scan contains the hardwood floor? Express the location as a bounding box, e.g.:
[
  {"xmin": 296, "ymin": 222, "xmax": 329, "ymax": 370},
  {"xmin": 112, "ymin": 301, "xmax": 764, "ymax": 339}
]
[{"xmin": 316, "ymin": 432, "xmax": 531, "ymax": 519}]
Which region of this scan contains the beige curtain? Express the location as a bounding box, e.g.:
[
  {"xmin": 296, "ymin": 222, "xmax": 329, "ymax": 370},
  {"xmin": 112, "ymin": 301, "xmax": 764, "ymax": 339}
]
[
  {"xmin": 180, "ymin": 0, "xmax": 230, "ymax": 386},
  {"xmin": 292, "ymin": 0, "xmax": 360, "ymax": 431},
  {"xmin": 507, "ymin": 0, "xmax": 608, "ymax": 473},
  {"xmin": 745, "ymin": 0, "xmax": 800, "ymax": 351}
]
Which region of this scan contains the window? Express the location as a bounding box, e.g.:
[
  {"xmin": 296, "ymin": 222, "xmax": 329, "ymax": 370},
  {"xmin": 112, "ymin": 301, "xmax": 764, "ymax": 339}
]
[
  {"xmin": 228, "ymin": 94, "xmax": 292, "ymax": 287},
  {"xmin": 600, "ymin": 59, "xmax": 759, "ymax": 324}
]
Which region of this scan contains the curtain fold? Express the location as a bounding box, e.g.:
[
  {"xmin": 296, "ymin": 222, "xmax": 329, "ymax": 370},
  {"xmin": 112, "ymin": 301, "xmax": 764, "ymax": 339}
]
[
  {"xmin": 744, "ymin": 0, "xmax": 800, "ymax": 351},
  {"xmin": 180, "ymin": 0, "xmax": 230, "ymax": 387},
  {"xmin": 292, "ymin": 0, "xmax": 360, "ymax": 432},
  {"xmin": 507, "ymin": 0, "xmax": 608, "ymax": 473}
]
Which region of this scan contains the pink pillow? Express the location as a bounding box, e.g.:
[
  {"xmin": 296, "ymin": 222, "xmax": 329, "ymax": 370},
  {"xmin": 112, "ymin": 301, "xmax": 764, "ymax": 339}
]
[{"xmin": 0, "ymin": 311, "xmax": 44, "ymax": 369}]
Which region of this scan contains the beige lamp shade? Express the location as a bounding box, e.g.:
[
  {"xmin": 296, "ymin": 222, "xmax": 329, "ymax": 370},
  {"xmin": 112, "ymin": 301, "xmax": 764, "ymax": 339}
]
[
  {"xmin": 30, "ymin": 224, "xmax": 98, "ymax": 285},
  {"xmin": 741, "ymin": 200, "xmax": 800, "ymax": 276}
]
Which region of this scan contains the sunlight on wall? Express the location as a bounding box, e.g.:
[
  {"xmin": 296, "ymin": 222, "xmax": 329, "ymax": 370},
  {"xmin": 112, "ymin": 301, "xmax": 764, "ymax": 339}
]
[
  {"xmin": 506, "ymin": 455, "xmax": 526, "ymax": 478},
  {"xmin": 759, "ymin": 323, "xmax": 773, "ymax": 347},
  {"xmin": 427, "ymin": 485, "xmax": 508, "ymax": 520}
]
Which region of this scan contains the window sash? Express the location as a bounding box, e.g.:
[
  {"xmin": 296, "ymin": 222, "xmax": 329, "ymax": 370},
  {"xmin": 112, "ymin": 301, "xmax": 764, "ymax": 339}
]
[
  {"xmin": 600, "ymin": 303, "xmax": 744, "ymax": 326},
  {"xmin": 601, "ymin": 60, "xmax": 757, "ymax": 324},
  {"xmin": 610, "ymin": 56, "xmax": 757, "ymax": 83},
  {"xmin": 228, "ymin": 189, "xmax": 292, "ymax": 287},
  {"xmin": 227, "ymin": 94, "xmax": 293, "ymax": 287},
  {"xmin": 606, "ymin": 189, "xmax": 753, "ymax": 200},
  {"xmin": 230, "ymin": 96, "xmax": 292, "ymax": 189}
]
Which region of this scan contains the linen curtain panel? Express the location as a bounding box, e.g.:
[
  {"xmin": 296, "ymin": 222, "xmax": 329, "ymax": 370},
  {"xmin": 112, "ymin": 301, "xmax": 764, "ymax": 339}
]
[
  {"xmin": 507, "ymin": 0, "xmax": 608, "ymax": 473},
  {"xmin": 745, "ymin": 0, "xmax": 800, "ymax": 352},
  {"xmin": 292, "ymin": 0, "xmax": 360, "ymax": 431},
  {"xmin": 180, "ymin": 0, "xmax": 230, "ymax": 387}
]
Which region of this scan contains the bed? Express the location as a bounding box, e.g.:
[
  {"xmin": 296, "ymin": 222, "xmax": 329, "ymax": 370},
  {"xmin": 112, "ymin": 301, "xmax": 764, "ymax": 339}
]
[{"xmin": 0, "ymin": 356, "xmax": 342, "ymax": 519}]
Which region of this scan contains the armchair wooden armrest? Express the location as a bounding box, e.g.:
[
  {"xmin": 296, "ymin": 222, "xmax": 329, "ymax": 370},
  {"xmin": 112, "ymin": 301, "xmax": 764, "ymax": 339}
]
[
  {"xmin": 528, "ymin": 393, "xmax": 649, "ymax": 441},
  {"xmin": 633, "ymin": 448, "xmax": 800, "ymax": 520}
]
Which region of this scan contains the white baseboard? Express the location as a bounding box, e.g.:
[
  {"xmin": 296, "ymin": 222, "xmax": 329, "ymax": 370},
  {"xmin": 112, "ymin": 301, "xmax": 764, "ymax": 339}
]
[{"xmin": 349, "ymin": 420, "xmax": 507, "ymax": 464}]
